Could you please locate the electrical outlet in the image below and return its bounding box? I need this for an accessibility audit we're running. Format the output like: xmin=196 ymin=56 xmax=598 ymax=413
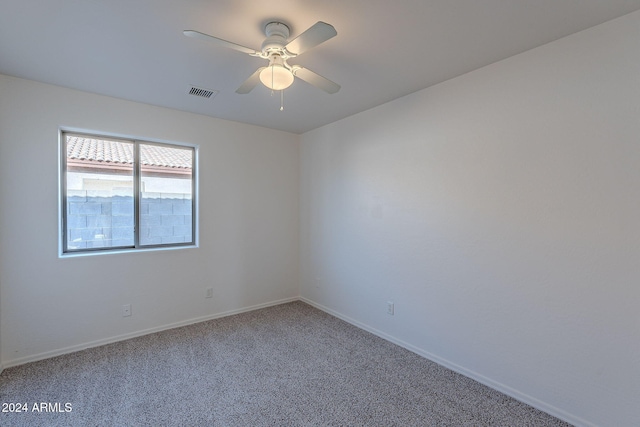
xmin=206 ymin=287 xmax=213 ymax=298
xmin=122 ymin=304 xmax=131 ymax=317
xmin=387 ymin=301 xmax=394 ymax=315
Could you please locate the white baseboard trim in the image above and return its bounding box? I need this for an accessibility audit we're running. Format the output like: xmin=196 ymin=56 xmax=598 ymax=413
xmin=2 ymin=296 xmax=299 ymax=369
xmin=299 ymin=297 xmax=594 ymax=427
xmin=1 ymin=295 xmax=593 ymax=426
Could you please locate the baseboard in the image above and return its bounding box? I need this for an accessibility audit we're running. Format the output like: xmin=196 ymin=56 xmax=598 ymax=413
xmin=2 ymin=296 xmax=299 ymax=369
xmin=299 ymin=297 xmax=594 ymax=427
xmin=1 ymin=295 xmax=594 ymax=426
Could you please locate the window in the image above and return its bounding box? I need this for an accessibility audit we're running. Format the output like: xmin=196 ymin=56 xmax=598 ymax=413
xmin=61 ymin=131 xmax=196 ymax=254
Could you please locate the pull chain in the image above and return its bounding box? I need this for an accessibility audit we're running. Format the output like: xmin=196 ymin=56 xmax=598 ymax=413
xmin=280 ymin=90 xmax=284 ymax=111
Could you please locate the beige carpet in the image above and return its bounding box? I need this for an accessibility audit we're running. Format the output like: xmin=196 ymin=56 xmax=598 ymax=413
xmin=0 ymin=301 xmax=571 ymax=426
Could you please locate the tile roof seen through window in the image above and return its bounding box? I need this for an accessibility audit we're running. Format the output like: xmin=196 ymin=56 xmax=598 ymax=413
xmin=67 ymin=136 xmax=192 ymax=170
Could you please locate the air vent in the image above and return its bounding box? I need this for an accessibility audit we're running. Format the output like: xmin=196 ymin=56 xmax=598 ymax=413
xmin=187 ymin=85 xmax=218 ymax=99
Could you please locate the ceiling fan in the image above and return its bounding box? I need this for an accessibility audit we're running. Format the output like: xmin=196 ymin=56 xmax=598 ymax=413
xmin=184 ymin=21 xmax=340 ymax=98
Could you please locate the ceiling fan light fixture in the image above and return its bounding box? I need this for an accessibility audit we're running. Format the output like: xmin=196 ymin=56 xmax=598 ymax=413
xmin=259 ymin=64 xmax=294 ymax=91
xmin=185 ymin=21 xmax=339 ymax=95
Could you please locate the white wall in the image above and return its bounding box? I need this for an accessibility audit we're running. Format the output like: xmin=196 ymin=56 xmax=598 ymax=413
xmin=300 ymin=11 xmax=640 ymax=427
xmin=0 ymin=74 xmax=300 ymax=366
xmin=2 ymin=10 xmax=640 ymax=426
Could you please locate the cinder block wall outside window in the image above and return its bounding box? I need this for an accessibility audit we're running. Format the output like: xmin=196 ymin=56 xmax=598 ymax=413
xmin=67 ymin=192 xmax=192 ymax=249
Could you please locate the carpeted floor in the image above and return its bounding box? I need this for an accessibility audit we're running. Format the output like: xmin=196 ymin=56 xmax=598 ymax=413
xmin=0 ymin=301 xmax=571 ymax=426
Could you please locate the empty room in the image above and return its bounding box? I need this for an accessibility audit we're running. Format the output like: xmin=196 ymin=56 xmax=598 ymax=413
xmin=0 ymin=1 xmax=638 ymax=426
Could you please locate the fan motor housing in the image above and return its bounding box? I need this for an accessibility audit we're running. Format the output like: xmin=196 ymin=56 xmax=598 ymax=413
xmin=262 ymin=22 xmax=290 ymax=54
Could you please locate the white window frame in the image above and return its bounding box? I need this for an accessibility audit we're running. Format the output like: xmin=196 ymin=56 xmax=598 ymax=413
xmin=59 ymin=130 xmax=198 ymax=256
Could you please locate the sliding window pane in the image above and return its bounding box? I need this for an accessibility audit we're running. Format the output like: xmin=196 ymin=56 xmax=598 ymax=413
xmin=65 ymin=136 xmax=134 ymax=250
xmin=139 ymin=143 xmax=194 ymax=246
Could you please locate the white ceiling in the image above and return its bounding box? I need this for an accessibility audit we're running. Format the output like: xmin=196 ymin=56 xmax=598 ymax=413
xmin=2 ymin=0 xmax=640 ymax=134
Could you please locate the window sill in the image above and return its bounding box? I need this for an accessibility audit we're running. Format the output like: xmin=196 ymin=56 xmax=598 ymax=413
xmin=59 ymin=244 xmax=198 ymax=258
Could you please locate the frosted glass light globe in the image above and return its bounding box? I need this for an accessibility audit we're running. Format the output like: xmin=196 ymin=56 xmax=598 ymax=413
xmin=260 ymin=65 xmax=294 ymax=90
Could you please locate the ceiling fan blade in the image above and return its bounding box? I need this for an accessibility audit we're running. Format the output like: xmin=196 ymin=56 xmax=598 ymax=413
xmin=285 ymin=22 xmax=337 ymax=56
xmin=236 ymin=67 xmax=266 ymax=94
xmin=183 ymin=30 xmax=259 ymax=56
xmin=293 ymin=67 xmax=340 ymax=94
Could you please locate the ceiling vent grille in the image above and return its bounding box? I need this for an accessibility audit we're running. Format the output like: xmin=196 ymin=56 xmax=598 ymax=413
xmin=187 ymin=85 xmax=218 ymax=99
